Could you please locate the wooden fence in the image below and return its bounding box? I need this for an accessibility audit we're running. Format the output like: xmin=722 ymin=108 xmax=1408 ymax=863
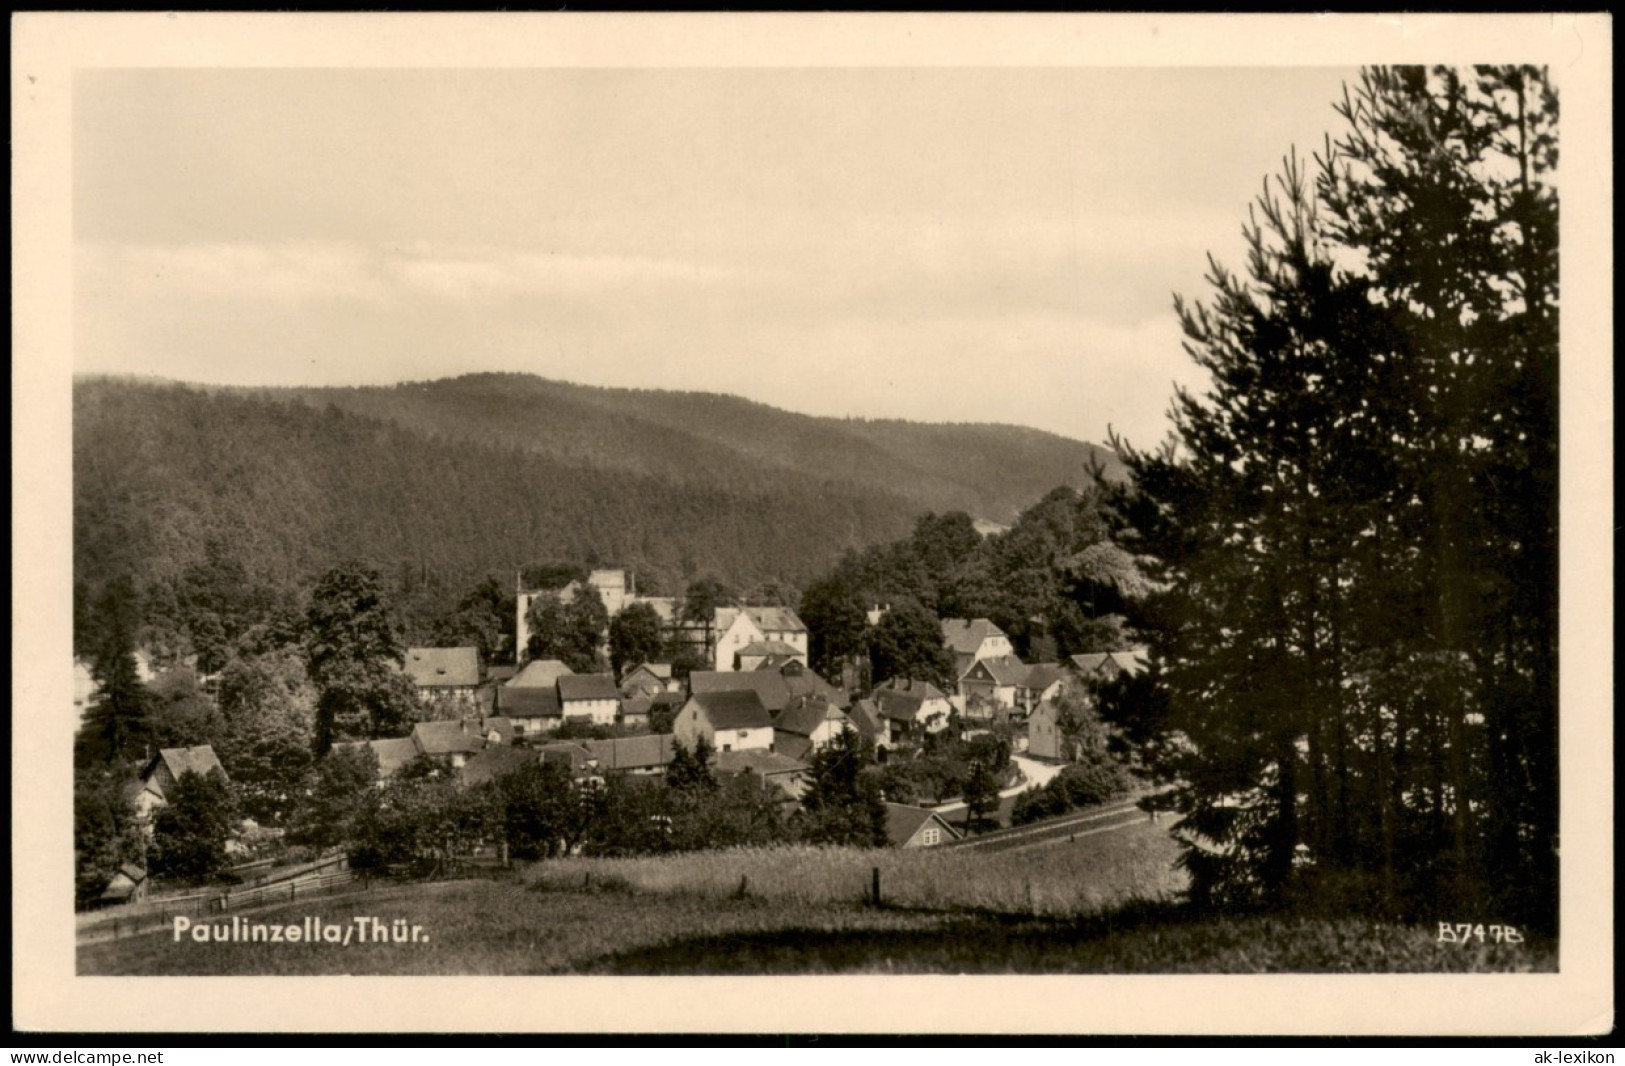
xmin=79 ymin=869 xmax=365 ymax=944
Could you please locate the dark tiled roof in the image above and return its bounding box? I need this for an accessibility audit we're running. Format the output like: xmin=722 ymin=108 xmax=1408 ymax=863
xmin=558 ymin=673 xmax=620 ymax=702
xmin=496 ymin=687 xmax=562 ymax=719
xmin=773 ymin=697 xmax=844 ymax=738
xmin=584 ymin=733 xmax=678 ymax=771
xmin=743 ymin=606 xmax=807 ymax=634
xmin=688 ymin=689 xmax=772 ymax=730
xmin=485 ymin=664 xmax=519 ymax=683
xmin=874 ymin=678 xmax=947 ymax=701
xmin=535 ymin=741 xmax=600 ymax=775
xmin=459 ymin=745 xmax=536 ymax=787
xmin=690 ymin=670 xmax=792 ymax=714
xmin=153 ymin=745 xmax=228 ymax=784
xmin=1068 ymin=648 xmax=1150 ymax=678
xmin=1022 ymin=663 xmax=1068 ymax=693
xmin=846 ymin=698 xmax=884 ymax=740
xmin=738 ymin=640 xmax=802 ymax=658
xmin=411 ymin=719 xmax=483 ymax=756
xmin=773 ymin=732 xmax=813 ymax=763
xmin=778 ymin=663 xmax=848 ymax=708
xmin=403 ymin=646 xmax=481 ymax=689
xmin=884 ymin=803 xmax=959 ymax=847
xmin=965 ymin=654 xmax=1028 ymax=686
xmin=620 ymin=697 xmax=654 ymax=720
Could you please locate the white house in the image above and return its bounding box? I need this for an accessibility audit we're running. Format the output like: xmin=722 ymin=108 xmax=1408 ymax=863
xmin=871 ymin=679 xmax=953 ymax=746
xmin=958 ymin=654 xmax=1028 ymax=712
xmin=711 ymin=606 xmax=809 ymax=672
xmin=673 ymin=689 xmax=774 ymax=753
xmin=556 ymin=673 xmax=620 ymax=726
xmin=941 ymin=618 xmax=1014 ymax=679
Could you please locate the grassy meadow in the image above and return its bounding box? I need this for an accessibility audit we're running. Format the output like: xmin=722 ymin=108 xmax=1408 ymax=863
xmin=523 ymin=814 xmax=1188 ymax=918
xmin=77 ymin=820 xmax=1554 ymax=975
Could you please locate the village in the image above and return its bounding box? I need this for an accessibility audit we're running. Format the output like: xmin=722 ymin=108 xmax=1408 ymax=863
xmin=85 ymin=565 xmax=1150 ymax=908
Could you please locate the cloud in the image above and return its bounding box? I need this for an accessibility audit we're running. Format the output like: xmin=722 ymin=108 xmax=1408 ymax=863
xmin=385 ymin=245 xmax=742 ymax=302
xmin=78 ymin=241 xmax=391 ymax=305
xmin=79 ymin=239 xmax=747 ymax=312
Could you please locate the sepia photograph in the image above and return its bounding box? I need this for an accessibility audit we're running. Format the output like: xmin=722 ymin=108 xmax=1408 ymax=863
xmin=12 ymin=12 xmax=1613 ymax=1037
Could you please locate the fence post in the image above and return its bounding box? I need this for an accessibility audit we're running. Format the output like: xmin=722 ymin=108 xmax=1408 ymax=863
xmin=871 ymin=866 xmax=882 ymax=907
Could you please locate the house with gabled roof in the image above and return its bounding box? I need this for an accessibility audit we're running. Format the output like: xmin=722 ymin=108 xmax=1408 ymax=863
xmin=711 ymin=605 xmax=808 ymax=672
xmin=959 ymin=654 xmax=1029 ymax=714
xmin=585 ymin=733 xmax=679 ymax=776
xmin=557 ymin=673 xmax=620 ymax=725
xmin=619 ymin=696 xmax=654 ymax=730
xmin=736 ymin=639 xmax=806 ymax=672
xmin=410 ymin=719 xmax=484 ymax=770
xmin=941 ymin=618 xmax=1014 ymax=678
xmin=1067 ymin=648 xmax=1151 ymax=682
xmin=335 ymin=736 xmax=425 ymax=782
xmin=534 ymin=741 xmax=604 ymax=784
xmin=402 ymin=646 xmax=482 ymax=712
xmin=674 ymin=689 xmax=774 ymax=753
xmin=885 ymin=803 xmax=962 ymax=848
xmin=715 ymin=749 xmax=809 ymax=800
xmin=872 ymin=678 xmax=953 ymax=745
xmin=620 ymin=662 xmax=677 ymax=699
xmin=690 ymin=669 xmax=792 ymax=716
xmin=98 ymin=862 xmax=150 ymax=905
xmin=846 ymin=697 xmax=886 ymax=747
xmin=1018 ymin=662 xmax=1070 ymax=713
xmin=458 ymin=744 xmax=537 ymax=788
xmin=493 ymin=686 xmax=562 ymax=736
xmin=130 ymin=745 xmax=229 ymax=822
xmin=772 ymin=696 xmax=852 ymax=762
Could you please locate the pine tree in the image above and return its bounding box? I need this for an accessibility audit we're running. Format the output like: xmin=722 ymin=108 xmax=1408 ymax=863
xmin=1114 ymin=66 xmax=1559 ymax=923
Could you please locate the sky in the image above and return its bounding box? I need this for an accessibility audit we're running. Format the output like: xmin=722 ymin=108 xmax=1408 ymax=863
xmin=74 ymin=66 xmax=1358 ymax=448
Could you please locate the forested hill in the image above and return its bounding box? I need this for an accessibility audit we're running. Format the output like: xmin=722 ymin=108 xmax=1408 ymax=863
xmin=239 ymin=374 xmax=1121 ymax=522
xmin=73 ymin=375 xmax=1116 ymax=607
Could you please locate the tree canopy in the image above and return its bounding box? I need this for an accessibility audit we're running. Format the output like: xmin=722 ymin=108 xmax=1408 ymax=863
xmin=1111 ymin=66 xmax=1558 ymax=926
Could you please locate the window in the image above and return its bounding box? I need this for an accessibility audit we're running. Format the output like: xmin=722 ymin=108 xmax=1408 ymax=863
xmin=738 ymin=730 xmax=750 ymax=739
xmin=921 ymin=828 xmax=940 ymax=846
xmin=722 ymin=743 xmax=732 ymax=753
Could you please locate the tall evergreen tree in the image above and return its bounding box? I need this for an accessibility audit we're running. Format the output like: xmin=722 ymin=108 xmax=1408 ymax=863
xmin=1113 ymin=65 xmax=1559 ymax=924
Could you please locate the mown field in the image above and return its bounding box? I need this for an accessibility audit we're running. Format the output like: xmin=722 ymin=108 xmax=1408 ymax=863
xmin=77 ymin=821 xmax=1553 ymax=975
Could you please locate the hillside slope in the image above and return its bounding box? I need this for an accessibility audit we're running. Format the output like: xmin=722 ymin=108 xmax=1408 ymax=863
xmin=74 ymin=375 xmax=1115 ymax=606
xmin=248 ymin=373 xmax=1122 ymax=523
